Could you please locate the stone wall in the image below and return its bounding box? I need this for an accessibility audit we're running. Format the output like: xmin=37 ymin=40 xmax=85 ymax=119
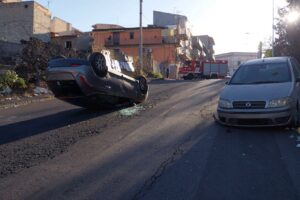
xmin=51 ymin=17 xmax=72 ymax=34
xmin=0 ymin=1 xmax=51 ymax=43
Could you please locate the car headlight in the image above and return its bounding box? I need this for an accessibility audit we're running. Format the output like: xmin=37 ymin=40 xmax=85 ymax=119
xmin=267 ymin=97 xmax=293 ymax=108
xmin=218 ymin=99 xmax=232 ymax=109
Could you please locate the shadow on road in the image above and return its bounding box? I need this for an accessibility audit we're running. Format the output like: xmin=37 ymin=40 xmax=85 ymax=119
xmin=149 ymin=79 xmax=203 ymax=85
xmin=0 ymin=106 xmax=124 ymax=145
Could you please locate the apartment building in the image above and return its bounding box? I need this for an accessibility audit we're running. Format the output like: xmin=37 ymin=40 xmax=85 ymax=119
xmin=92 ymin=26 xmax=178 ymax=78
xmin=215 ymin=52 xmax=259 ymax=75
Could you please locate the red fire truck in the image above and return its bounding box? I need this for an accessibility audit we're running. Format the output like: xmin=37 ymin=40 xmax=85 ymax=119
xmin=179 ymin=60 xmax=228 ymax=80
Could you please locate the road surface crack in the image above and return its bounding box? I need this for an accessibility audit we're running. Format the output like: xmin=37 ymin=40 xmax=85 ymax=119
xmin=132 ymin=145 xmax=184 ymax=200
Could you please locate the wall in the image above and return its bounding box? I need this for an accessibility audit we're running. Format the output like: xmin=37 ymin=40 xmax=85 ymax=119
xmin=92 ymin=29 xmax=176 ymax=63
xmin=153 ymin=11 xmax=187 ymax=27
xmin=33 ymin=2 xmax=51 ymax=42
xmin=215 ymin=52 xmax=258 ymax=75
xmin=52 ymin=33 xmax=91 ymax=52
xmin=92 ymin=28 xmax=164 ymax=47
xmin=0 ymin=1 xmax=50 ymax=43
xmin=0 ymin=1 xmax=34 ymax=43
xmin=51 ymin=17 xmax=72 ymax=35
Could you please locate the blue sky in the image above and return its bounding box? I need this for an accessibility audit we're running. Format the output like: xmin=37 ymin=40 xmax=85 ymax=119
xmin=35 ymin=0 xmax=287 ymax=54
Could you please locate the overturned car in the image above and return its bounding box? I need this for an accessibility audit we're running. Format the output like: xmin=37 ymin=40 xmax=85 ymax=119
xmin=46 ymin=51 xmax=148 ymax=109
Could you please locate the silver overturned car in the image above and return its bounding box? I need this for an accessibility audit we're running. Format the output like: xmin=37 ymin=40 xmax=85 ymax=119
xmin=215 ymin=57 xmax=300 ymax=127
xmin=46 ymin=51 xmax=148 ymax=109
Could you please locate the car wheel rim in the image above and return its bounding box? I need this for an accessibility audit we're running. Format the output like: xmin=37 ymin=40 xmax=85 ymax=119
xmin=95 ymin=55 xmax=105 ymax=70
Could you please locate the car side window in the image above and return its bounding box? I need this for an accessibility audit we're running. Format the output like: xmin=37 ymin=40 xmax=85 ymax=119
xmin=291 ymin=58 xmax=300 ymax=78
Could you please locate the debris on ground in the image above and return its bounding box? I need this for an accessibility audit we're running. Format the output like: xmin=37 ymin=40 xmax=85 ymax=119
xmin=0 ymin=87 xmax=12 ymax=95
xmin=119 ymin=105 xmax=145 ymax=117
xmin=33 ymin=87 xmax=49 ymax=95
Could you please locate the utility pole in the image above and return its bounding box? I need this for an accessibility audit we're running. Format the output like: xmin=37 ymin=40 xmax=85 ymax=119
xmin=272 ymin=0 xmax=275 ymax=57
xmin=139 ymin=0 xmax=143 ymax=73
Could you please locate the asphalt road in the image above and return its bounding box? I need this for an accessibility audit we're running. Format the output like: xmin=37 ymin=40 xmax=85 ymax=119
xmin=0 ymin=79 xmax=300 ymax=200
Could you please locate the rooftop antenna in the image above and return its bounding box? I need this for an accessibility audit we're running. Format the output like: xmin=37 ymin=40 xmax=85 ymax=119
xmin=47 ymin=0 xmax=50 ymax=9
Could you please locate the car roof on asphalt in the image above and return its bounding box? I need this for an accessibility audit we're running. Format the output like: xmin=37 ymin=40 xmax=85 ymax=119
xmin=243 ymin=57 xmax=290 ymax=65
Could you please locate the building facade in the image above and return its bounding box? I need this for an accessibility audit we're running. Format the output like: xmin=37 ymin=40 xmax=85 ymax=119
xmin=215 ymin=52 xmax=259 ymax=75
xmin=0 ymin=0 xmax=51 ymax=43
xmin=50 ymin=17 xmax=91 ymax=52
xmin=197 ymin=35 xmax=215 ymax=61
xmin=51 ymin=17 xmax=74 ymax=37
xmin=92 ymin=11 xmax=211 ymax=79
xmin=92 ymin=26 xmax=180 ymax=78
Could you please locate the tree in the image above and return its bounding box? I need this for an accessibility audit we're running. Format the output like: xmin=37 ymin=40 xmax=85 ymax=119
xmin=16 ymin=37 xmax=86 ymax=85
xmin=258 ymin=41 xmax=263 ymax=58
xmin=264 ymin=49 xmax=273 ymax=58
xmin=258 ymin=39 xmax=273 ymax=58
xmin=274 ymin=0 xmax=300 ymax=61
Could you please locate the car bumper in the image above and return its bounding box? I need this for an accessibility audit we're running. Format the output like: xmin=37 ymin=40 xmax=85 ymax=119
xmin=46 ymin=66 xmax=114 ymax=98
xmin=215 ymin=108 xmax=292 ymax=127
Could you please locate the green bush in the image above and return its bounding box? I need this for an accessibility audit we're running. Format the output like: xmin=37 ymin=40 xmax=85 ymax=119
xmin=147 ymin=71 xmax=163 ymax=79
xmin=0 ymin=70 xmax=27 ymax=91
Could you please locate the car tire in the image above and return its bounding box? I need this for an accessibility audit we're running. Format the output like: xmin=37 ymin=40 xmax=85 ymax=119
xmin=136 ymin=75 xmax=148 ymax=95
xmin=89 ymin=52 xmax=108 ymax=77
xmin=134 ymin=76 xmax=148 ymax=103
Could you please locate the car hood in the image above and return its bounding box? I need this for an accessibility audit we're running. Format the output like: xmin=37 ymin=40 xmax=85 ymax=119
xmin=220 ymin=82 xmax=293 ymax=101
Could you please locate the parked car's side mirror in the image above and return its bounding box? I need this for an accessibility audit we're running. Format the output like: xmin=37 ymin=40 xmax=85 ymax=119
xmin=225 ymin=81 xmax=229 ymax=85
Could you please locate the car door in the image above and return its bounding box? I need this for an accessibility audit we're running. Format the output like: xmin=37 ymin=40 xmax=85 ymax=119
xmin=290 ymin=58 xmax=300 ymax=105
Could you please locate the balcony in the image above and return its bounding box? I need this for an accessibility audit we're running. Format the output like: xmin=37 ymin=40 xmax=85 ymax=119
xmin=192 ymin=37 xmax=203 ymax=50
xmin=177 ymin=47 xmax=191 ymax=60
xmin=105 ymin=39 xmax=119 ymax=47
xmin=176 ymin=27 xmax=191 ymax=41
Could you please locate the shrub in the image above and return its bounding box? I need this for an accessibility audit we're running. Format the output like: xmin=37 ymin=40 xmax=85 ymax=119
xmin=0 ymin=70 xmax=27 ymax=91
xmin=147 ymin=71 xmax=163 ymax=79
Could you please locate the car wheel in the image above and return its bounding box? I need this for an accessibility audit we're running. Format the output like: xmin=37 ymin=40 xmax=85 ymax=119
xmin=136 ymin=76 xmax=148 ymax=95
xmin=89 ymin=52 xmax=108 ymax=77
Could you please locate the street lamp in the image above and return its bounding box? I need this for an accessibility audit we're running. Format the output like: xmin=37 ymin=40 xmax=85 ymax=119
xmin=139 ymin=0 xmax=143 ymax=73
xmin=272 ymin=0 xmax=275 ymax=57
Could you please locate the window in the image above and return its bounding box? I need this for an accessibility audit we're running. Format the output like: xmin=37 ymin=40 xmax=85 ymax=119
xmin=65 ymin=41 xmax=72 ymax=49
xmin=129 ymin=32 xmax=134 ymax=40
xmin=230 ymin=62 xmax=291 ymax=84
xmin=114 ymin=49 xmax=121 ymax=53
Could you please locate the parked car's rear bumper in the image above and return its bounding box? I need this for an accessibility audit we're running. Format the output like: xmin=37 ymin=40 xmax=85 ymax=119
xmin=216 ymin=108 xmax=292 ymax=127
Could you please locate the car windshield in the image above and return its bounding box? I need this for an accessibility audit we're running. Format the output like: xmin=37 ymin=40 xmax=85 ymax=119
xmin=230 ymin=62 xmax=291 ymax=84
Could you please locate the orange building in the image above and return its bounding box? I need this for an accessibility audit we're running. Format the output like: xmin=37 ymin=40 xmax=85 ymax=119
xmin=91 ymin=26 xmax=179 ymax=78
